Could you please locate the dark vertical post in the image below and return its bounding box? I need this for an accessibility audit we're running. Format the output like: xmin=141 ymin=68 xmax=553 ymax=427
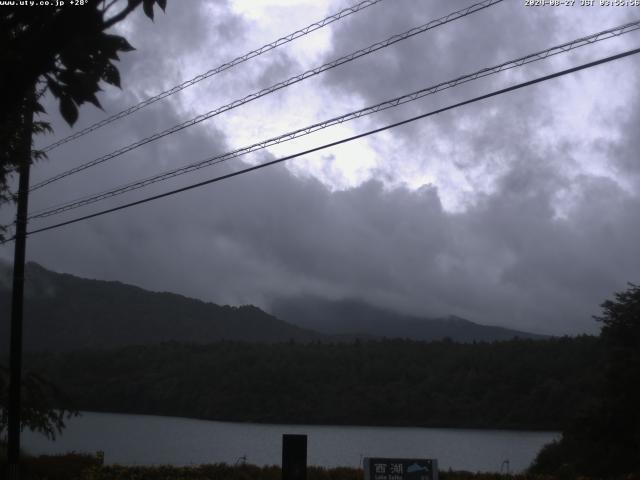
xmin=282 ymin=434 xmax=307 ymax=480
xmin=7 ymin=91 xmax=34 ymax=480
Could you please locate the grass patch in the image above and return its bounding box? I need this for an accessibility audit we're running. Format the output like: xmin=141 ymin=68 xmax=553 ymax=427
xmin=1 ymin=450 xmax=101 ymax=480
xmin=2 ymin=455 xmax=640 ymax=480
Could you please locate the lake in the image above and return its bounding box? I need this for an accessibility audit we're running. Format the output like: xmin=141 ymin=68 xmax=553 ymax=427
xmin=22 ymin=412 xmax=559 ymax=473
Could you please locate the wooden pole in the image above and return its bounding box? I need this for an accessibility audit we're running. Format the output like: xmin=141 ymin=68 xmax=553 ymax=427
xmin=6 ymin=89 xmax=34 ymax=480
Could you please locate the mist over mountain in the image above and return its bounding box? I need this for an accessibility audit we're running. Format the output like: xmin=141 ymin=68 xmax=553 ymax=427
xmin=270 ymin=296 xmax=547 ymax=342
xmin=1 ymin=262 xmax=545 ymax=354
xmin=0 ymin=262 xmax=320 ymax=353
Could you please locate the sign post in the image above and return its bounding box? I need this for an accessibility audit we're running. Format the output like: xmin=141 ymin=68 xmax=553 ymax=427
xmin=364 ymin=458 xmax=438 ymax=480
xmin=282 ymin=434 xmax=307 ymax=480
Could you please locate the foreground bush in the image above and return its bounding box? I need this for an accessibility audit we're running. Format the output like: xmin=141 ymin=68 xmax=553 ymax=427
xmin=3 ymin=457 xmax=640 ymax=480
xmin=1 ymin=451 xmax=102 ymax=480
xmin=530 ymin=284 xmax=640 ymax=477
xmin=73 ymin=465 xmax=640 ymax=480
xmin=80 ymin=464 xmax=361 ymax=480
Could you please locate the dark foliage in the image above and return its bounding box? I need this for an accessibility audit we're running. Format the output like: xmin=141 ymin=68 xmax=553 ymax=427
xmin=0 ymin=0 xmax=166 ymax=215
xmin=0 ymin=364 xmax=78 ymax=441
xmin=0 ymin=450 xmax=102 ymax=480
xmin=530 ymin=283 xmax=640 ymax=477
xmin=25 ymin=336 xmax=601 ymax=431
xmin=3 ymin=460 xmax=640 ymax=480
xmin=76 ymin=464 xmax=353 ymax=480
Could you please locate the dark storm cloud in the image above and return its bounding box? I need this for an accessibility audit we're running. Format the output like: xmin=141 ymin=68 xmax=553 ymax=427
xmin=19 ymin=147 xmax=638 ymax=335
xmin=605 ymin=84 xmax=640 ymax=180
xmin=16 ymin=104 xmax=639 ymax=336
xmin=269 ymin=0 xmax=639 ymax=335
xmin=321 ymin=1 xmax=560 ymax=117
xmin=2 ymin=0 xmax=639 ymax=338
xmin=319 ymin=0 xmax=637 ymax=149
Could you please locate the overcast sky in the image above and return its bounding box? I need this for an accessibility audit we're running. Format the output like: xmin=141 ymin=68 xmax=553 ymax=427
xmin=1 ymin=0 xmax=639 ymax=335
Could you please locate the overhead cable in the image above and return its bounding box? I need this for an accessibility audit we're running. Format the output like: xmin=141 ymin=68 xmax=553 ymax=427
xmin=39 ymin=0 xmax=387 ymax=153
xmin=6 ymin=45 xmax=637 ymax=242
xmin=26 ymin=20 xmax=640 ymax=220
xmin=29 ymin=0 xmax=503 ymax=192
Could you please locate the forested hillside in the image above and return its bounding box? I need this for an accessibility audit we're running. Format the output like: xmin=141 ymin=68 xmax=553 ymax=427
xmin=24 ymin=336 xmax=601 ymax=430
xmin=0 ymin=262 xmax=548 ymax=353
xmin=0 ymin=262 xmax=321 ymax=353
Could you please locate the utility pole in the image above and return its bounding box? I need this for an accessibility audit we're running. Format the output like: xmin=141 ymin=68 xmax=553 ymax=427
xmin=6 ymin=89 xmax=34 ymax=480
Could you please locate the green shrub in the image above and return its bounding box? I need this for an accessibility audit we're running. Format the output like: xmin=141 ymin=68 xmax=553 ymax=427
xmin=2 ymin=451 xmax=101 ymax=480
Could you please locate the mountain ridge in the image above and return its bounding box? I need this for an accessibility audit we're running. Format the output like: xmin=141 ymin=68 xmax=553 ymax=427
xmin=1 ymin=261 xmax=546 ymax=353
xmin=0 ymin=261 xmax=321 ymax=353
xmin=270 ymin=295 xmax=547 ymax=342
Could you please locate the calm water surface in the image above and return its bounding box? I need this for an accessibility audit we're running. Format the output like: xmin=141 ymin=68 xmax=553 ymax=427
xmin=23 ymin=412 xmax=559 ymax=473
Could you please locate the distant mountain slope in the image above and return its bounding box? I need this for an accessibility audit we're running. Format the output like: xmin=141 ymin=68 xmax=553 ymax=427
xmin=0 ymin=262 xmax=321 ymax=353
xmin=270 ymin=296 xmax=547 ymax=342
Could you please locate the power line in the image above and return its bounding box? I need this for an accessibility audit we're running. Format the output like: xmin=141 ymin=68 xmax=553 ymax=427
xmin=28 ymin=0 xmax=503 ymax=192
xmin=7 ymin=45 xmax=638 ymax=243
xmin=39 ymin=0 xmax=386 ymax=153
xmin=25 ymin=20 xmax=640 ymax=221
